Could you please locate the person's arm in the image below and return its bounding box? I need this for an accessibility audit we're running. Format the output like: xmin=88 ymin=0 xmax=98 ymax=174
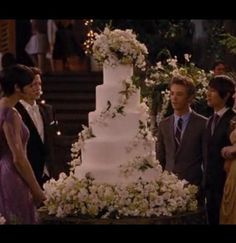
xmin=47 ymin=20 xmax=57 ymax=54
xmin=221 ymin=144 xmax=236 ymax=159
xmin=221 ymin=144 xmax=236 ymax=173
xmin=221 ymin=124 xmax=236 ymax=173
xmin=3 ymin=109 xmax=45 ymax=206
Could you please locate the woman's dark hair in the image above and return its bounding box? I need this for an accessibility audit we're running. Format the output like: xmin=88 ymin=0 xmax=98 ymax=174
xmin=29 ymin=66 xmax=42 ymax=75
xmin=0 ymin=64 xmax=35 ymax=96
xmin=1 ymin=52 xmax=17 ymax=69
xmin=208 ymin=75 xmax=235 ymax=107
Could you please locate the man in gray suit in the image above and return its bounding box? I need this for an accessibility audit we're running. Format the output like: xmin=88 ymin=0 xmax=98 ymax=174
xmin=156 ymin=75 xmax=207 ymax=189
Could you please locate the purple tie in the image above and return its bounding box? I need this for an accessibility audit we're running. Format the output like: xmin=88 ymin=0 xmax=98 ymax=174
xmin=211 ymin=113 xmax=220 ymax=135
xmin=175 ymin=117 xmax=183 ymax=150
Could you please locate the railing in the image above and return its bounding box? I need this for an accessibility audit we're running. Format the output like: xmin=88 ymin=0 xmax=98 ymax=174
xmin=0 ymin=20 xmax=16 ymax=54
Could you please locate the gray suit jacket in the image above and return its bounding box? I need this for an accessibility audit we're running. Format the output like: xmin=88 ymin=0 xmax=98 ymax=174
xmin=156 ymin=111 xmax=207 ymax=186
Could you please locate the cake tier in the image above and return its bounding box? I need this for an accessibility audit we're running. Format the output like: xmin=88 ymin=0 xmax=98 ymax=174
xmin=75 ymin=137 xmax=156 ymax=184
xmin=74 ymin=164 xmax=159 ymax=185
xmin=89 ymin=110 xmax=148 ymax=138
xmin=103 ymin=64 xmax=133 ymax=86
xmin=95 ymin=85 xmax=140 ymax=112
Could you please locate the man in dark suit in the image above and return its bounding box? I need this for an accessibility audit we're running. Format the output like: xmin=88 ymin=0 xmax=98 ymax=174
xmin=204 ymin=75 xmax=236 ymax=225
xmin=15 ymin=67 xmax=59 ymax=187
xmin=156 ymin=76 xmax=207 ymax=193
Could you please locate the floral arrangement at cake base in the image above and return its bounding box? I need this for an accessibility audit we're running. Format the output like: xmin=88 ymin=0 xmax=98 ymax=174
xmin=40 ymin=159 xmax=198 ymax=219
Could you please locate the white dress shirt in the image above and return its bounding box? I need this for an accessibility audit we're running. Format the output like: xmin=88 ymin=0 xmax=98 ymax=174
xmin=20 ymin=100 xmax=44 ymax=142
xmin=19 ymin=100 xmax=49 ymax=177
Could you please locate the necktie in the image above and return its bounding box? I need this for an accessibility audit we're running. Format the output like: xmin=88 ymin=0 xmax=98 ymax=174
xmin=175 ymin=117 xmax=183 ymax=150
xmin=30 ymin=105 xmax=44 ymax=142
xmin=211 ymin=113 xmax=220 ymax=135
xmin=31 ymin=105 xmax=40 ymax=129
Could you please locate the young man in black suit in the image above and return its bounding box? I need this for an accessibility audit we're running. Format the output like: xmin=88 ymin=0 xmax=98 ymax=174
xmin=15 ymin=67 xmax=59 ymax=187
xmin=204 ymin=75 xmax=236 ymax=225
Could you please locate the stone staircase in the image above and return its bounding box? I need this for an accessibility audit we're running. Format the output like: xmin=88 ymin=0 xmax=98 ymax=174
xmin=42 ymin=72 xmax=102 ymax=174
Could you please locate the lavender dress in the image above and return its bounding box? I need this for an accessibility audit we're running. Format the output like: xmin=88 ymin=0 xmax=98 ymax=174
xmin=0 ymin=107 xmax=38 ymax=224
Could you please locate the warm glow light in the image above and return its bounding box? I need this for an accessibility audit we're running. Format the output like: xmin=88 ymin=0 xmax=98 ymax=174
xmin=83 ymin=19 xmax=95 ymax=55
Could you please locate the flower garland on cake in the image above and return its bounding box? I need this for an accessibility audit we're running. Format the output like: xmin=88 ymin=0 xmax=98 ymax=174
xmin=69 ymin=125 xmax=95 ymax=170
xmin=90 ymin=75 xmax=138 ymax=127
xmin=125 ymin=119 xmax=156 ymax=155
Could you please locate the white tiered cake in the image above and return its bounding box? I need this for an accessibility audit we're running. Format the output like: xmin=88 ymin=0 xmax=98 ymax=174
xmin=42 ymin=28 xmax=198 ymax=219
xmin=74 ymin=64 xmax=157 ymax=184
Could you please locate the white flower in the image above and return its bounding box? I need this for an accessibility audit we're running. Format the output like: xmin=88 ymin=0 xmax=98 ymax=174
xmin=92 ymin=27 xmax=148 ymax=70
xmin=184 ymin=53 xmax=191 ymax=62
xmin=69 ymin=125 xmax=95 ymax=171
xmin=144 ymin=54 xmax=212 ymax=124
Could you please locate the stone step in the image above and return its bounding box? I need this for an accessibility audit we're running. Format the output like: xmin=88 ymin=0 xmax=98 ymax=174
xmin=42 ymin=92 xmax=95 ymax=101
xmin=43 ymin=79 xmax=101 ymax=91
xmin=42 ymin=74 xmax=102 ymax=95
xmin=43 ymin=72 xmax=102 ymax=80
xmin=41 ymin=73 xmax=100 ymax=136
xmin=41 ymin=73 xmax=102 ymax=172
xmin=43 ymin=83 xmax=99 ymax=92
xmin=56 ymin=112 xmax=88 ymax=121
xmin=51 ymin=102 xmax=95 ymax=112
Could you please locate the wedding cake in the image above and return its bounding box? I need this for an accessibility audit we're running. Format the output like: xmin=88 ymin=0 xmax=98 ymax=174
xmin=74 ymin=63 xmax=157 ymax=184
xmin=42 ymin=28 xmax=198 ymax=219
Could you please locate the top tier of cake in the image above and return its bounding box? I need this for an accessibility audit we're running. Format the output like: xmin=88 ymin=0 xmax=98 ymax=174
xmin=94 ymin=64 xmax=140 ymax=113
xmin=89 ymin=64 xmax=147 ymax=138
xmin=103 ymin=64 xmax=133 ymax=87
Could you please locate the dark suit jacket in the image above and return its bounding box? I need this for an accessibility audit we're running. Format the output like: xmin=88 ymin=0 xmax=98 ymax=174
xmin=156 ymin=111 xmax=207 ymax=186
xmin=204 ymin=108 xmax=236 ymax=194
xmin=15 ymin=101 xmax=58 ymax=186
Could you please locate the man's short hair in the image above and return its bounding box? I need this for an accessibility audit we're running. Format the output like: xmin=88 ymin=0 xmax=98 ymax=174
xmin=170 ymin=75 xmax=196 ymax=97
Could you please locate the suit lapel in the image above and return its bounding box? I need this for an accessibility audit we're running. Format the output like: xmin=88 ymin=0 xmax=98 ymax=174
xmin=210 ymin=109 xmax=234 ymax=138
xmin=180 ymin=112 xmax=194 ymax=146
xmin=168 ymin=115 xmax=176 ymax=154
xmin=38 ymin=104 xmax=47 ymax=142
xmin=176 ymin=111 xmax=196 ymax=154
xmin=214 ymin=109 xmax=231 ymax=132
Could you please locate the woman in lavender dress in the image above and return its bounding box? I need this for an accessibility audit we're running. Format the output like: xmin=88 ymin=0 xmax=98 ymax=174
xmin=0 ymin=64 xmax=45 ymax=224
